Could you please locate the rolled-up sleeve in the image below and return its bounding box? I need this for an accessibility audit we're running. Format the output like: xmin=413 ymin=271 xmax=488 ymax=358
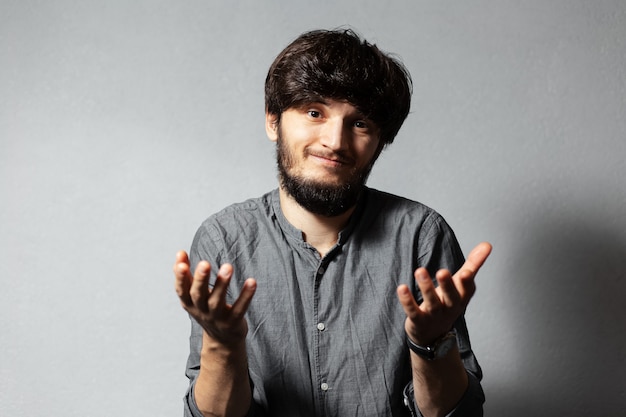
xmin=402 ymin=370 xmax=484 ymax=417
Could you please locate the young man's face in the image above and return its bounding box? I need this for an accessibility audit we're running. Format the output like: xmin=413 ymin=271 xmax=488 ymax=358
xmin=266 ymin=99 xmax=382 ymax=216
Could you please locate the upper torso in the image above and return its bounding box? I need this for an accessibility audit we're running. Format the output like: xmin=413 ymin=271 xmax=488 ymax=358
xmin=186 ymin=188 xmax=472 ymax=416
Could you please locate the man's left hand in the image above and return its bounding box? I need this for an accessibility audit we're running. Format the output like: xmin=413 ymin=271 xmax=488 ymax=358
xmin=397 ymin=242 xmax=492 ymax=346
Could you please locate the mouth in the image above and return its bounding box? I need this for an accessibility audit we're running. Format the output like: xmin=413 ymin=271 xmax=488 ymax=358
xmin=307 ymin=151 xmax=353 ymax=168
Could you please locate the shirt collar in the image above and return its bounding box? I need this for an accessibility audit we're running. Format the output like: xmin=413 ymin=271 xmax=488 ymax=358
xmin=269 ymin=187 xmax=371 ymax=247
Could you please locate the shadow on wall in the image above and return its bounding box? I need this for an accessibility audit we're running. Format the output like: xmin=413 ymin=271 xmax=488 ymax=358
xmin=488 ymin=201 xmax=626 ymax=417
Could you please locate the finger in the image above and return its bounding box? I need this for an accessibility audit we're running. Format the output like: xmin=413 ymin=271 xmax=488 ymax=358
xmin=396 ymin=284 xmax=421 ymax=321
xmin=189 ymin=261 xmax=212 ymax=309
xmin=414 ymin=268 xmax=441 ymax=312
xmin=436 ymin=269 xmax=461 ymax=308
xmin=451 ymin=242 xmax=491 ymax=300
xmin=174 ymin=252 xmax=193 ymax=307
xmin=452 ymin=268 xmax=477 ymax=301
xmin=207 ymin=264 xmax=233 ymax=312
xmin=231 ymin=278 xmax=257 ymax=319
xmin=460 ymin=242 xmax=492 ymax=275
xmin=175 ymin=250 xmax=190 ymax=265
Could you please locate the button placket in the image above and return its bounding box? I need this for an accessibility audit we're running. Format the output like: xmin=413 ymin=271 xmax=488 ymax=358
xmin=313 ymin=259 xmax=332 ymax=404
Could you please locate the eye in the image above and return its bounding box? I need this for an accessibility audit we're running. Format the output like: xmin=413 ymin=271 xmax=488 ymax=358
xmin=354 ymin=120 xmax=368 ymax=129
xmin=307 ymin=110 xmax=322 ymax=118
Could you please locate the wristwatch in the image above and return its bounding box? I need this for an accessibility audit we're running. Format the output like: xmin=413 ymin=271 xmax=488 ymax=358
xmin=406 ymin=330 xmax=457 ymax=361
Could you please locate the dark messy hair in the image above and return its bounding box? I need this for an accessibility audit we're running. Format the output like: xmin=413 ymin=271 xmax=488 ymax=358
xmin=265 ymin=29 xmax=413 ymax=146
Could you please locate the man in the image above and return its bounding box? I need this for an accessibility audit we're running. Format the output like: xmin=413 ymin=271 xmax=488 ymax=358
xmin=174 ymin=29 xmax=492 ymax=417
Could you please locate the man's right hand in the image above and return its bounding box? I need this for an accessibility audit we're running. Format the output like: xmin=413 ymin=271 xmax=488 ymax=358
xmin=174 ymin=251 xmax=257 ymax=348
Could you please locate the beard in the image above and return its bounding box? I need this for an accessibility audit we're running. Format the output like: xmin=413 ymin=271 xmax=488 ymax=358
xmin=276 ymin=128 xmax=376 ymax=217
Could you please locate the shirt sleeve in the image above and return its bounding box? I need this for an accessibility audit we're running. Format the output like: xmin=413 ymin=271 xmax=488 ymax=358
xmin=402 ymin=370 xmax=484 ymax=417
xmin=182 ymin=316 xmax=203 ymax=417
xmin=402 ymin=212 xmax=485 ymax=416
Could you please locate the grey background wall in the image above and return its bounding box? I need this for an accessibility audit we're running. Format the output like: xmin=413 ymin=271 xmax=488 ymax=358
xmin=1 ymin=1 xmax=625 ymax=416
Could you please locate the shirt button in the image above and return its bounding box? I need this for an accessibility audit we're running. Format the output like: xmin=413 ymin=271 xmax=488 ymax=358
xmin=317 ymin=266 xmax=325 ymax=275
xmin=317 ymin=322 xmax=326 ymax=331
xmin=321 ymin=382 xmax=329 ymax=391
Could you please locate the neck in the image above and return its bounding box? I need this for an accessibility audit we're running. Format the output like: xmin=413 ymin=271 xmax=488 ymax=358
xmin=278 ymin=187 xmax=356 ymax=257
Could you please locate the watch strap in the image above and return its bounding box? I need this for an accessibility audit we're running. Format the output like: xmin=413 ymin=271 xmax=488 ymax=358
xmin=406 ymin=331 xmax=456 ymax=361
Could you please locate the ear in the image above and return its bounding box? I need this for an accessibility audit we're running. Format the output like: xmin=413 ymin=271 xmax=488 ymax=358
xmin=265 ymin=112 xmax=279 ymax=142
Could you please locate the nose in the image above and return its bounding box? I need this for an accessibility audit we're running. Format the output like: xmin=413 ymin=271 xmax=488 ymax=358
xmin=319 ymin=118 xmax=349 ymax=151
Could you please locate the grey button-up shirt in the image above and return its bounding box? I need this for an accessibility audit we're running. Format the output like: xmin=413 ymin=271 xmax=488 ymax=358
xmin=184 ymin=188 xmax=484 ymax=416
